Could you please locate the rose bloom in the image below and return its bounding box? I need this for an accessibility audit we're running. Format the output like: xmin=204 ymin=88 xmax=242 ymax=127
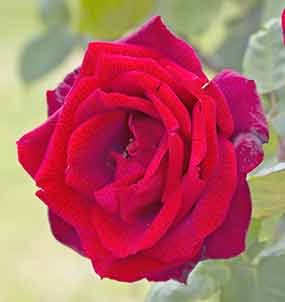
xmin=17 ymin=16 xmax=268 ymax=282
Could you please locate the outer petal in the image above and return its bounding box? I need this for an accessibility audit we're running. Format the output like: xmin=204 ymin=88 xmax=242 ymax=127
xmin=204 ymin=177 xmax=251 ymax=258
xmin=122 ymin=16 xmax=206 ymax=79
xmin=17 ymin=111 xmax=59 ymax=178
xmin=48 ymin=210 xmax=85 ymax=256
xmin=213 ymin=70 xmax=269 ymax=173
xmin=47 ymin=69 xmax=79 ymax=116
xmin=36 ymin=77 xmax=98 ymax=185
xmin=213 ymin=70 xmax=269 ymax=142
xmin=80 ymin=42 xmax=160 ymax=77
xmin=90 ymin=248 xmax=203 ymax=283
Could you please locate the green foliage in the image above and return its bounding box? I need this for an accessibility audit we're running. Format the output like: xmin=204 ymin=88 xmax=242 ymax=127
xmin=220 ymin=255 xmax=285 ymax=302
xmin=19 ymin=29 xmax=78 ymax=83
xmin=213 ymin=2 xmax=263 ymax=71
xmin=39 ymin=0 xmax=70 ymax=28
xmin=146 ymin=261 xmax=229 ymax=302
xmin=243 ymin=19 xmax=285 ymax=94
xmin=78 ymin=0 xmax=154 ymax=39
xmin=156 ymin=0 xmax=222 ymax=37
xmin=262 ymin=0 xmax=285 ymax=24
xmin=255 ymin=214 xmax=285 ymax=262
xmin=272 ymin=111 xmax=285 ymax=135
xmin=249 ymin=166 xmax=285 ymax=218
xmin=146 ymin=279 xmax=212 ymax=302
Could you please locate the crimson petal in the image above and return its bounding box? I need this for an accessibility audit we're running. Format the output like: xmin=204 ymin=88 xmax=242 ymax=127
xmin=145 ymin=137 xmax=237 ymax=263
xmin=213 ymin=70 xmax=269 ymax=142
xmin=66 ymin=111 xmax=129 ymax=196
xmin=213 ymin=70 xmax=268 ymax=173
xmin=48 ymin=210 xmax=85 ymax=256
xmin=122 ymin=16 xmax=206 ymax=79
xmin=204 ymin=177 xmax=251 ymax=258
xmin=17 ymin=111 xmax=59 ymax=178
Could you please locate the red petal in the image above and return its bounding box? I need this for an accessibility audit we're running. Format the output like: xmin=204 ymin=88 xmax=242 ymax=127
xmin=175 ymin=102 xmax=207 ymax=223
xmin=127 ymin=113 xmax=164 ymax=166
xmin=145 ymin=137 xmax=237 ymax=263
xmin=213 ymin=70 xmax=268 ymax=173
xmin=36 ymin=77 xmax=98 ymax=185
xmin=48 ymin=209 xmax=85 ymax=256
xmin=139 ymin=133 xmax=184 ymax=250
xmin=118 ymin=168 xmax=165 ymax=223
xmin=36 ymin=181 xmax=92 ymax=230
xmin=188 ymin=102 xmax=207 ymax=167
xmin=122 ymin=16 xmax=206 ymax=79
xmin=80 ymin=42 xmax=161 ymax=76
xmin=91 ymin=134 xmax=184 ymax=257
xmin=46 ymin=69 xmax=79 ymax=116
xmin=95 ymin=53 xmax=176 ymax=90
xmin=91 ymin=253 xmax=168 ymax=282
xmin=162 ymin=59 xmax=206 ymax=102
xmin=233 ymin=132 xmax=264 ymax=174
xmin=147 ymin=92 xmax=180 ymax=132
xmin=203 ymin=80 xmax=234 ymax=137
xmin=17 ymin=111 xmax=59 ymax=178
xmin=91 ymin=202 xmax=148 ymax=258
xmin=66 ymin=111 xmax=129 ymax=196
xmin=149 ymin=83 xmax=192 ymax=139
xmin=90 ymin=248 xmax=200 ymax=283
xmin=200 ymin=95 xmax=219 ymax=179
xmin=94 ymin=165 xmax=144 ymax=216
xmin=205 ymin=177 xmax=251 ymax=258
xmin=213 ymin=70 xmax=269 ymax=143
xmin=75 ymin=90 xmax=158 ymax=125
xmin=46 ymin=90 xmax=63 ymax=116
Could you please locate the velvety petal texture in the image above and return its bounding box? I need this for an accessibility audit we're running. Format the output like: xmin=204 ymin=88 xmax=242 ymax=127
xmin=213 ymin=70 xmax=269 ymax=174
xmin=17 ymin=16 xmax=268 ymax=283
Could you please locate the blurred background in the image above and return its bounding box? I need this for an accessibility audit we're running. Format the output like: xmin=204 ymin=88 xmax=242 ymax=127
xmin=1 ymin=0 xmax=284 ymax=301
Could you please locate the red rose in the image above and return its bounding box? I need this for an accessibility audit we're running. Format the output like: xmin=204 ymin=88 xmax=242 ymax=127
xmin=17 ymin=16 xmax=268 ymax=282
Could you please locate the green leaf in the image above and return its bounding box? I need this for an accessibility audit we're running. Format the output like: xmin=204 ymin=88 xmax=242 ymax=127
xmin=273 ymin=213 xmax=285 ymax=241
xmin=78 ymin=0 xmax=154 ymax=39
xmin=146 ymin=260 xmax=231 ymax=302
xmin=258 ymin=213 xmax=282 ymax=242
xmin=214 ymin=2 xmax=262 ymax=71
xmin=156 ymin=0 xmax=223 ymax=37
xmin=146 ymin=276 xmax=217 ymax=302
xmin=19 ymin=28 xmax=78 ymax=83
xmin=276 ymin=88 xmax=285 ymax=111
xmin=255 ymin=236 xmax=285 ymax=262
xmin=272 ymin=111 xmax=285 ymax=136
xmin=221 ymin=255 xmax=285 ymax=302
xmin=220 ymin=262 xmax=256 ymax=302
xmin=39 ymin=0 xmax=70 ymax=28
xmin=246 ymin=218 xmax=262 ymax=246
xmin=146 ymin=280 xmax=199 ymax=302
xmin=254 ymin=214 xmax=285 ymax=263
xmin=243 ymin=19 xmax=285 ymax=94
xmin=262 ymin=0 xmax=285 ymax=24
xmin=249 ymin=164 xmax=285 ymax=218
